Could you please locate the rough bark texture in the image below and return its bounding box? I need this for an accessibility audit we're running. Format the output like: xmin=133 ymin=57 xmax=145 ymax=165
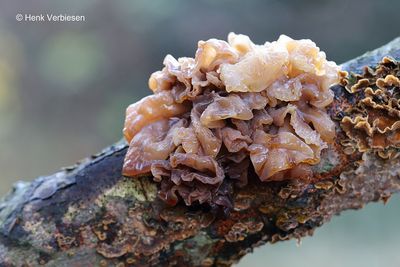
xmin=1 ymin=38 xmax=400 ymax=267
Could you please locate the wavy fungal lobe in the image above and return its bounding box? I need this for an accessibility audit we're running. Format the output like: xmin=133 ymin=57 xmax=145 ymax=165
xmin=339 ymin=57 xmax=400 ymax=159
xmin=122 ymin=33 xmax=341 ymax=208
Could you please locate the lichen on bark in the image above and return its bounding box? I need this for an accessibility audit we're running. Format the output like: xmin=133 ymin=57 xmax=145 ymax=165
xmin=0 ymin=38 xmax=400 ymax=266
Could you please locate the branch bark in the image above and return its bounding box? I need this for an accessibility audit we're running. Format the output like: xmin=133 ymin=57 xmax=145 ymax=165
xmin=1 ymin=38 xmax=400 ymax=267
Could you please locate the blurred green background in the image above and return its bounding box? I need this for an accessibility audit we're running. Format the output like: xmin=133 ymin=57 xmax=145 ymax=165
xmin=0 ymin=0 xmax=399 ymax=266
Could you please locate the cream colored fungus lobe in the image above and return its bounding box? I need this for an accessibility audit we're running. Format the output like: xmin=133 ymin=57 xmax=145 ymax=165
xmin=122 ymin=33 xmax=340 ymax=207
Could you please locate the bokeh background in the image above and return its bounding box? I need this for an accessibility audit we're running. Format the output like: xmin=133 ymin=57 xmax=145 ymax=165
xmin=0 ymin=0 xmax=399 ymax=266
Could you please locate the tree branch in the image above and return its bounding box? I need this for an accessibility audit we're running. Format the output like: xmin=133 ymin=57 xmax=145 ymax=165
xmin=1 ymin=38 xmax=400 ymax=267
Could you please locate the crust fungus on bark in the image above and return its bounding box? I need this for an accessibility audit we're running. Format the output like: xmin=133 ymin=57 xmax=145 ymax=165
xmin=0 ymin=37 xmax=400 ymax=267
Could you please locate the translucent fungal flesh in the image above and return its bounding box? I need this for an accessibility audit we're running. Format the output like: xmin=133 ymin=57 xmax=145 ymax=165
xmin=123 ymin=33 xmax=341 ymax=207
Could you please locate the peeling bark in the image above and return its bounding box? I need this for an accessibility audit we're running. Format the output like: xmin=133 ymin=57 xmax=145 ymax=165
xmin=1 ymin=38 xmax=400 ymax=267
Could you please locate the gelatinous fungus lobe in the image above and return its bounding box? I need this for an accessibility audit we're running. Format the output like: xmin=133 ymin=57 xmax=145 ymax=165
xmin=122 ymin=33 xmax=341 ymax=208
xmin=339 ymin=57 xmax=400 ymax=159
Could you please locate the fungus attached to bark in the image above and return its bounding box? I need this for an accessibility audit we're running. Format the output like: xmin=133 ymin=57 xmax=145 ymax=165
xmin=122 ymin=33 xmax=341 ymax=208
xmin=339 ymin=57 xmax=400 ymax=159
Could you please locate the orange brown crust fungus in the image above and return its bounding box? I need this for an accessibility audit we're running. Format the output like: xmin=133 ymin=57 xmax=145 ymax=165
xmin=339 ymin=57 xmax=400 ymax=159
xmin=122 ymin=33 xmax=341 ymax=208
